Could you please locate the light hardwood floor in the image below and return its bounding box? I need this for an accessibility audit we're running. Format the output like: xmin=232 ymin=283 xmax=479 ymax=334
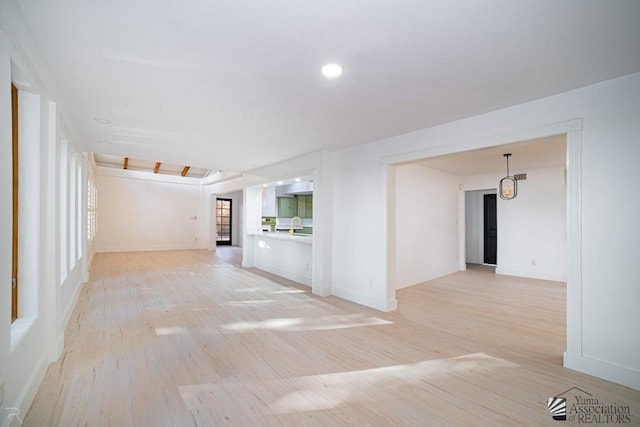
xmin=24 ymin=249 xmax=639 ymax=426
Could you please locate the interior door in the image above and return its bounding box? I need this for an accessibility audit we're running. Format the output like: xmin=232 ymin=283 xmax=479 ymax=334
xmin=11 ymin=83 xmax=19 ymax=322
xmin=483 ymin=194 xmax=497 ymax=265
xmin=216 ymin=198 xmax=232 ymax=245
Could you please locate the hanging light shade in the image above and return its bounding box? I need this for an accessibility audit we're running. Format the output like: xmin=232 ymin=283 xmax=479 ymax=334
xmin=499 ymin=153 xmax=517 ymax=200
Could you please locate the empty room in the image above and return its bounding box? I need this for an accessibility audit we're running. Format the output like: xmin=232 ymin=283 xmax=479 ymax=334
xmin=1 ymin=1 xmax=639 ymax=426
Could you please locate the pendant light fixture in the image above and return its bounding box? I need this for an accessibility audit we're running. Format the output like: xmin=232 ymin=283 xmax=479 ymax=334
xmin=499 ymin=153 xmax=517 ymax=200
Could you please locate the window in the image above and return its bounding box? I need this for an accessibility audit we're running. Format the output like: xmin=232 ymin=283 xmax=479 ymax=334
xmin=69 ymin=153 xmax=76 ymax=268
xmin=59 ymin=139 xmax=68 ymax=283
xmin=11 ymin=83 xmax=19 ymax=322
xmin=77 ymin=159 xmax=82 ymax=261
xmin=88 ymin=177 xmax=97 ymax=242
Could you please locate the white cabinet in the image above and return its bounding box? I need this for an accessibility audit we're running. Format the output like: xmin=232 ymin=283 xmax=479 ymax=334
xmin=262 ymin=186 xmax=276 ymax=217
xmin=251 ymin=233 xmax=312 ymax=286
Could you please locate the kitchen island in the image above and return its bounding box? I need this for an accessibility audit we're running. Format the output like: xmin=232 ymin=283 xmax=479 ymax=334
xmin=244 ymin=231 xmax=312 ymax=286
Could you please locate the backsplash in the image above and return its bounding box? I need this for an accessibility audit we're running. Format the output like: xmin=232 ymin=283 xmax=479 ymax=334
xmin=260 ymin=216 xmax=313 ymax=234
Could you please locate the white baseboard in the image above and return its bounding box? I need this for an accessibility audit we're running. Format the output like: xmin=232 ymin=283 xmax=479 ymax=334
xmin=394 ymin=264 xmax=460 ymax=290
xmin=316 ymin=285 xmax=332 ymax=297
xmin=496 ymin=267 xmax=566 ymax=282
xmin=564 ymin=351 xmax=640 ymax=391
xmin=56 ymin=332 xmax=65 ymax=360
xmin=385 ymin=297 xmax=398 ymax=312
xmin=2 ymin=352 xmax=48 ymax=427
xmin=332 ymin=286 xmax=397 ymax=312
xmin=61 ymin=278 xmax=85 ymax=334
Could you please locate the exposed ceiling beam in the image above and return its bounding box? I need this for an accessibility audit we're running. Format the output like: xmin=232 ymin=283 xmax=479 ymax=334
xmin=181 ymin=166 xmax=190 ymax=177
xmin=123 ymin=157 xmax=129 ymax=170
xmin=154 ymin=162 xmax=161 ymax=173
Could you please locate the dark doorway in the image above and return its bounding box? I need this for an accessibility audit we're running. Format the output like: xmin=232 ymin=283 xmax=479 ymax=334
xmin=216 ymin=198 xmax=232 ymax=245
xmin=483 ymin=194 xmax=497 ymax=265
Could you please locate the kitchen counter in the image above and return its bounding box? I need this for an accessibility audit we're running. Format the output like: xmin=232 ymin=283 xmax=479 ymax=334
xmin=248 ymin=231 xmax=312 ymax=245
xmin=245 ymin=231 xmax=313 ymax=286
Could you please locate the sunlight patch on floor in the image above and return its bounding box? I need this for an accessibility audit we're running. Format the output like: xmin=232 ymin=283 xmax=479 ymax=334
xmin=155 ymin=326 xmax=189 ymax=336
xmin=224 ymin=299 xmax=276 ymax=306
xmin=178 ymin=353 xmax=520 ymax=416
xmin=223 ymin=318 xmax=301 ymax=332
xmin=221 ymin=313 xmax=392 ymax=333
xmin=270 ymin=289 xmax=306 ymax=294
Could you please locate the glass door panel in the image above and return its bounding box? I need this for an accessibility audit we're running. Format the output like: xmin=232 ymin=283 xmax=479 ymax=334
xmin=216 ymin=198 xmax=232 ymax=245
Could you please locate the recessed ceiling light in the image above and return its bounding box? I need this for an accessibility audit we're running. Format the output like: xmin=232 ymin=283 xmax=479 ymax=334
xmin=321 ymin=63 xmax=343 ymax=79
xmin=94 ymin=117 xmax=111 ymax=125
xmin=295 ymin=177 xmax=301 ymax=182
xmin=277 ymin=181 xmax=283 ymax=185
xmin=262 ymin=184 xmax=268 ymax=188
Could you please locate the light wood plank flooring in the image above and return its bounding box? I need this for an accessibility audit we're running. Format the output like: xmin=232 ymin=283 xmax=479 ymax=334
xmin=24 ymin=249 xmax=640 ymax=426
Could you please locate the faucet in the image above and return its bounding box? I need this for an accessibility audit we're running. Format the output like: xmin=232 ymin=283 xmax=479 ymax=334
xmin=290 ymin=216 xmax=302 ymax=234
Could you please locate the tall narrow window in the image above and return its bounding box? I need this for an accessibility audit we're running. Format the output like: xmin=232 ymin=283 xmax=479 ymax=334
xmin=69 ymin=153 xmax=76 ymax=268
xmin=87 ymin=177 xmax=97 ymax=242
xmin=59 ymin=139 xmax=68 ymax=283
xmin=11 ymin=83 xmax=19 ymax=322
xmin=77 ymin=159 xmax=82 ymax=261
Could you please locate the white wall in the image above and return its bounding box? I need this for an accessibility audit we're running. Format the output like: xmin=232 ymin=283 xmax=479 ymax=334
xmin=332 ymin=146 xmax=391 ymax=310
xmin=499 ymin=167 xmax=566 ymax=281
xmin=0 ymin=44 xmax=12 ymax=407
xmin=392 ymin=164 xmax=460 ymax=289
xmin=261 ymin=185 xmax=277 ymax=217
xmin=465 ymin=190 xmax=481 ymax=263
xmin=0 ymin=21 xmax=91 ymax=425
xmin=462 ymin=167 xmax=566 ymax=281
xmin=328 ymin=72 xmax=640 ymax=389
xmin=95 ymin=168 xmax=204 ymax=252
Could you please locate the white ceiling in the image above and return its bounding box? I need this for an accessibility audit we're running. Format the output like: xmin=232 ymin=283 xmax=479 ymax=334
xmin=6 ymin=1 xmax=640 ymax=172
xmin=415 ymin=134 xmax=566 ymax=176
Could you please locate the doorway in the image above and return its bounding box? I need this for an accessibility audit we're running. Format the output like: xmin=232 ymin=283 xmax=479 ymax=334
xmin=216 ymin=198 xmax=232 ymax=245
xmin=483 ymin=194 xmax=497 ymax=265
xmin=387 ymin=129 xmax=573 ymax=368
xmin=464 ymin=189 xmax=497 ymax=267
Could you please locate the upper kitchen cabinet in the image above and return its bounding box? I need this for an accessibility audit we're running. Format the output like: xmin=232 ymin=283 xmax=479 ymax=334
xmin=297 ymin=195 xmax=313 ymax=218
xmin=277 ymin=197 xmax=298 ymax=218
xmin=262 ymin=186 xmax=277 ymax=217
